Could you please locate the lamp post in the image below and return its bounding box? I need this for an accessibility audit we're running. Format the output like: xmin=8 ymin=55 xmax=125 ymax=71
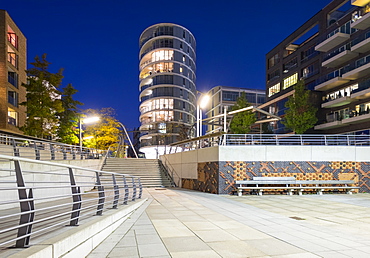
xmin=117 ymin=122 xmax=138 ymax=158
xmin=196 ymin=94 xmax=210 ymax=137
xmin=79 ymin=116 xmax=100 ymax=149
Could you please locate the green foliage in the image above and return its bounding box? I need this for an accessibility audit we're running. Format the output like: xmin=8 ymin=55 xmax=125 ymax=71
xmin=20 ymin=54 xmax=64 ymax=139
xmin=282 ymin=79 xmax=318 ymax=134
xmin=57 ymin=84 xmax=83 ymax=144
xmin=83 ymin=108 xmax=120 ymax=150
xmin=229 ymin=92 xmax=256 ymax=134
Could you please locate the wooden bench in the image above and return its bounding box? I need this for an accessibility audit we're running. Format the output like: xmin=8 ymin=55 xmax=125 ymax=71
xmin=235 ymin=177 xmax=359 ymax=196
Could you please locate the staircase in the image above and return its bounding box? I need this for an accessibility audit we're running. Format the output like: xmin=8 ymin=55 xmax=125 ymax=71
xmin=101 ymin=158 xmax=173 ymax=188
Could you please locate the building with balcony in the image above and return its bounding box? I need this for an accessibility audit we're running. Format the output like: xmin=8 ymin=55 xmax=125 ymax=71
xmin=204 ymin=86 xmax=265 ymax=134
xmin=0 ymin=10 xmax=26 ymax=134
xmin=138 ymin=23 xmax=196 ymax=158
xmin=265 ymin=0 xmax=370 ymax=135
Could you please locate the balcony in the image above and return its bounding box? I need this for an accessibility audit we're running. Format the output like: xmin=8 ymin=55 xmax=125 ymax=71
xmin=322 ymin=50 xmax=358 ymax=68
xmin=342 ymin=112 xmax=370 ymax=124
xmin=315 ymin=76 xmax=350 ymax=91
xmin=342 ymin=61 xmax=370 ymax=80
xmin=315 ymin=33 xmax=350 ymax=52
xmin=351 ymin=0 xmax=370 ymax=7
xmin=314 ymin=121 xmax=343 ymax=130
xmin=321 ymin=96 xmax=353 ymax=108
xmin=351 ymin=36 xmax=370 ymax=53
xmin=351 ymin=12 xmax=370 ymax=30
xmin=351 ymin=87 xmax=370 ymax=99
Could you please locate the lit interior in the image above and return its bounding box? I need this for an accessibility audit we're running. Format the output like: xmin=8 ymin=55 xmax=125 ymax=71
xmin=140 ymin=62 xmax=174 ymax=79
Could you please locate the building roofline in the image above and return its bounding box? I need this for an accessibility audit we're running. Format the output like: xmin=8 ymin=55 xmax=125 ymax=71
xmin=139 ymin=23 xmax=195 ymax=40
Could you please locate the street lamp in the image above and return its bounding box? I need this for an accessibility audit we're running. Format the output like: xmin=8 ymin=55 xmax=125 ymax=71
xmin=196 ymin=94 xmax=210 ymax=137
xmin=117 ymin=122 xmax=138 ymax=158
xmin=79 ymin=116 xmax=100 ymax=149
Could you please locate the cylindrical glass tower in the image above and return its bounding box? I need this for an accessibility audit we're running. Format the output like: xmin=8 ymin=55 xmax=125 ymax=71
xmin=138 ymin=23 xmax=196 ymax=156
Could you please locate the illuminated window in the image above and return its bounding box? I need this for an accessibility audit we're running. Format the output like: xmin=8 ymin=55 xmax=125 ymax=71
xmin=268 ymin=83 xmax=280 ymax=97
xmin=8 ymin=46 xmax=18 ymax=68
xmin=8 ymin=108 xmax=17 ymax=126
xmin=283 ymin=73 xmax=298 ymax=90
xmin=183 ymin=55 xmax=185 ymax=62
xmin=180 ymin=67 xmax=183 ymax=73
xmin=7 ymin=26 xmax=17 ymax=49
xmin=151 ymin=50 xmax=174 ymax=62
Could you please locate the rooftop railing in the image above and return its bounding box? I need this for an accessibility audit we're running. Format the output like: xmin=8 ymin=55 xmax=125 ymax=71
xmin=0 ymin=154 xmax=142 ymax=248
xmin=0 ymin=134 xmax=107 ymax=160
xmin=168 ymin=133 xmax=370 ymax=152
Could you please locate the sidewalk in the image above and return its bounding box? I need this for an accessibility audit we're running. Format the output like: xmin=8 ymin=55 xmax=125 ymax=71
xmin=88 ymin=188 xmax=370 ymax=258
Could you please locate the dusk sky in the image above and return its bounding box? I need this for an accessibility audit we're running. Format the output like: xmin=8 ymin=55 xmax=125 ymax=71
xmin=2 ymin=0 xmax=332 ymax=131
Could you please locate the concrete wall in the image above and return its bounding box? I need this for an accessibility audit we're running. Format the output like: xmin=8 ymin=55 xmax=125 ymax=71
xmin=160 ymin=146 xmax=218 ymax=186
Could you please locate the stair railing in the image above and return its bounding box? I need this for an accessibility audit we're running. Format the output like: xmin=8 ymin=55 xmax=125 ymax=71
xmin=158 ymin=157 xmax=179 ymax=187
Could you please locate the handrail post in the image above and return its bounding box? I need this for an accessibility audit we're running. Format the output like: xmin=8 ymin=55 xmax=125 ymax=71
xmin=123 ymin=176 xmax=129 ymax=205
xmin=112 ymin=174 xmax=119 ymax=209
xmin=95 ymin=172 xmax=105 ymax=215
xmin=137 ymin=178 xmax=143 ymax=199
xmin=33 ymin=141 xmax=40 ymax=160
xmin=69 ymin=168 xmax=81 ymax=226
xmin=324 ymin=135 xmax=328 ymax=145
xmin=62 ymin=146 xmax=67 ymax=160
xmin=275 ymin=135 xmax=279 ymax=145
xmin=300 ymin=135 xmax=303 ymax=145
xmin=14 ymin=160 xmax=35 ymax=247
xmin=12 ymin=138 xmax=19 ymax=157
xmin=132 ymin=177 xmax=136 ymax=201
xmin=50 ymin=143 xmax=55 ymax=160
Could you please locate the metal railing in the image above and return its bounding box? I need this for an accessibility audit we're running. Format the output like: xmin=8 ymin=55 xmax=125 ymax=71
xmin=0 ymin=134 xmax=107 ymax=160
xmin=168 ymin=133 xmax=370 ymax=152
xmin=0 ymin=154 xmax=142 ymax=248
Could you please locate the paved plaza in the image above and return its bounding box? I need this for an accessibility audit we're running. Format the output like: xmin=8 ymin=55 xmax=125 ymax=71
xmin=87 ymin=189 xmax=370 ymax=258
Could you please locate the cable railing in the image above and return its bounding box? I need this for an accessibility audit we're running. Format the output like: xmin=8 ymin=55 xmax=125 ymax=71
xmin=168 ymin=133 xmax=370 ymax=152
xmin=0 ymin=134 xmax=107 ymax=160
xmin=0 ymin=154 xmax=142 ymax=248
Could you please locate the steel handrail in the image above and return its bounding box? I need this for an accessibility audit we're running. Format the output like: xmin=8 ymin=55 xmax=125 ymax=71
xmin=0 ymin=154 xmax=143 ymax=249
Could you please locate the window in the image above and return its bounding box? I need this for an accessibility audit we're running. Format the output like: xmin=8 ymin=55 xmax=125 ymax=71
xmin=302 ymin=62 xmax=319 ymax=78
xmin=268 ymin=54 xmax=279 ymax=69
xmin=268 ymin=83 xmax=280 ymax=97
xmin=183 ymin=55 xmax=185 ymax=62
xmin=283 ymin=57 xmax=297 ymax=72
xmin=268 ymin=69 xmax=280 ymax=82
xmin=180 ymin=67 xmax=183 ymax=73
xmin=151 ymin=50 xmax=174 ymax=62
xmin=8 ymin=46 xmax=18 ymax=68
xmin=7 ymin=26 xmax=18 ymax=49
xmin=283 ymin=73 xmax=298 ymax=90
xmin=8 ymin=108 xmax=17 ymax=126
xmin=324 ymin=84 xmax=358 ymax=102
xmin=8 ymin=91 xmax=18 ymax=107
xmin=301 ymin=46 xmax=318 ymax=63
xmin=8 ymin=71 xmax=18 ymax=88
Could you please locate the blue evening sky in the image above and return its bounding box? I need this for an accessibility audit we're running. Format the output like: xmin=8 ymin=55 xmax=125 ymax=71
xmin=2 ymin=0 xmax=331 ymax=131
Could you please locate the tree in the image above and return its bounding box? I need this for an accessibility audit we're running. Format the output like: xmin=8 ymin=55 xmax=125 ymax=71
xmin=229 ymin=92 xmax=256 ymax=134
xmin=282 ymin=79 xmax=318 ymax=134
xmin=83 ymin=108 xmax=120 ymax=150
xmin=57 ymin=83 xmax=83 ymax=144
xmin=20 ymin=54 xmax=64 ymax=139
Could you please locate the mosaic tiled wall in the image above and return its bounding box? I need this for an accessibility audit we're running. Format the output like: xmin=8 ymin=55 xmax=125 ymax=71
xmin=182 ymin=161 xmax=370 ymax=194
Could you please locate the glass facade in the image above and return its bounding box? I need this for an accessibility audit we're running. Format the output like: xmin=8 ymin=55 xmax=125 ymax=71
xmin=139 ymin=23 xmax=196 ymax=148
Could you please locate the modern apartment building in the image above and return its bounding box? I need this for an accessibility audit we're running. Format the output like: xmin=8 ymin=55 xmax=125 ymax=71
xmin=138 ymin=23 xmax=196 ymax=157
xmin=204 ymin=86 xmax=265 ymax=134
xmin=0 ymin=10 xmax=26 ymax=134
xmin=265 ymin=0 xmax=370 ymax=135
